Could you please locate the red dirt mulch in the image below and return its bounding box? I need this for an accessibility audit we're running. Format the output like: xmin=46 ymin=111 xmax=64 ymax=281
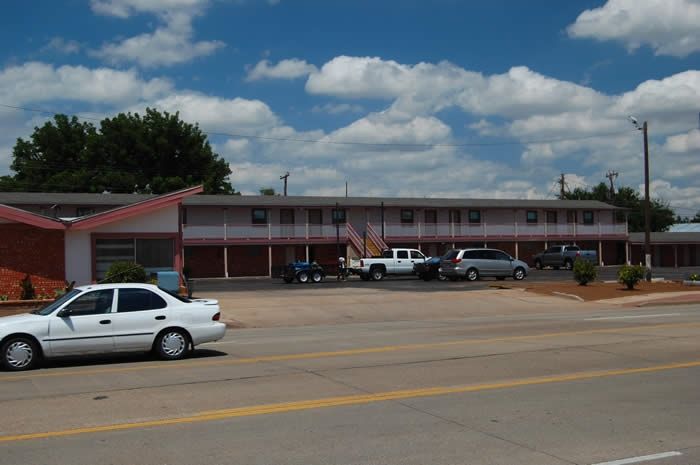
xmin=512 ymin=280 xmax=700 ymax=301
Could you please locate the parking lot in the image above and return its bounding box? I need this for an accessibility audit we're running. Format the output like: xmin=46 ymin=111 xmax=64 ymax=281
xmin=192 ymin=266 xmax=699 ymax=294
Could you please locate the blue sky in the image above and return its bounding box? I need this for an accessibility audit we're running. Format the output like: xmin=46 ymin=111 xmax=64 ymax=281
xmin=1 ymin=0 xmax=700 ymax=216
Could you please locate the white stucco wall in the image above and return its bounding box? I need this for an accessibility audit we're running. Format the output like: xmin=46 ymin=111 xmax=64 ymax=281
xmin=64 ymin=205 xmax=180 ymax=285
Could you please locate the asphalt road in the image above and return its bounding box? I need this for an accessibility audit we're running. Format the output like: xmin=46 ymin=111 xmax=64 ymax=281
xmin=1 ymin=302 xmax=700 ymax=465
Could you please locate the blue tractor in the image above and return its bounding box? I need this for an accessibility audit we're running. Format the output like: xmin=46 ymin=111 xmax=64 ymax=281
xmin=282 ymin=261 xmax=326 ymax=284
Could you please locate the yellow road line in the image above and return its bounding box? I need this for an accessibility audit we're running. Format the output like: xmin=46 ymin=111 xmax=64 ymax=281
xmin=2 ymin=321 xmax=699 ymax=382
xmin=2 ymin=359 xmax=700 ymax=443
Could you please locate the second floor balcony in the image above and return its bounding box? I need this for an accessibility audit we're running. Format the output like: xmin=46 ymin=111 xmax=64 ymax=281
xmin=183 ymin=221 xmax=628 ymax=244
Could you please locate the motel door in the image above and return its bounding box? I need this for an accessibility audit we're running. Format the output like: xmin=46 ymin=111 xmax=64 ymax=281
xmin=280 ymin=209 xmax=295 ymax=238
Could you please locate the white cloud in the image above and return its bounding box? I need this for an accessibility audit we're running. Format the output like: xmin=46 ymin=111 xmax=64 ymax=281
xmin=0 ymin=62 xmax=173 ymax=105
xmin=649 ymin=179 xmax=700 ymax=210
xmin=568 ymin=0 xmax=700 ymax=57
xmin=90 ymin=0 xmax=209 ymax=18
xmin=246 ymin=59 xmax=317 ymax=81
xmin=664 ymin=129 xmax=700 ymax=153
xmin=42 ymin=37 xmax=81 ymax=54
xmin=311 ymin=103 xmax=364 ymax=115
xmin=140 ymin=92 xmax=279 ymax=132
xmin=94 ymin=11 xmax=224 ymax=68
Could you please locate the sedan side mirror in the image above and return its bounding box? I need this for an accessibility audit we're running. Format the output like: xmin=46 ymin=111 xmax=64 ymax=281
xmin=57 ymin=308 xmax=72 ymax=318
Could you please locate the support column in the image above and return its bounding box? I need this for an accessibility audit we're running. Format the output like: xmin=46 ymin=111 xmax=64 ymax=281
xmin=515 ymin=242 xmax=519 ymax=260
xmin=598 ymin=240 xmax=603 ymax=266
xmin=625 ymin=242 xmax=630 ymax=264
xmin=674 ymin=245 xmax=678 ymax=268
xmin=223 ymin=246 xmax=229 ymax=278
xmin=268 ymin=246 xmax=272 ymax=277
xmin=305 ymin=244 xmax=310 ymax=262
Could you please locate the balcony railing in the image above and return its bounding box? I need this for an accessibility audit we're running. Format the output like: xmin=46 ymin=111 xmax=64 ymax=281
xmin=183 ymin=222 xmax=628 ymax=241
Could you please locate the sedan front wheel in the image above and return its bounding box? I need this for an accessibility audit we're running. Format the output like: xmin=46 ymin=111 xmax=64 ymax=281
xmin=1 ymin=336 xmax=40 ymax=371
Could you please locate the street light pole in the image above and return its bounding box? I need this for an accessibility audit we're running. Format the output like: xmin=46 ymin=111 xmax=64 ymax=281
xmin=629 ymin=116 xmax=652 ymax=281
xmin=642 ymin=121 xmax=652 ymax=281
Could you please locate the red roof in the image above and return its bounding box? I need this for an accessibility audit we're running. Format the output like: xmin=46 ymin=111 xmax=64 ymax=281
xmin=0 ymin=185 xmax=203 ymax=231
xmin=0 ymin=204 xmax=66 ymax=229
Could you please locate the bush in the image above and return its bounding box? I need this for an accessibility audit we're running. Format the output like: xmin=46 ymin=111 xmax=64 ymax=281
xmin=689 ymin=273 xmax=699 ymax=282
xmin=573 ymin=259 xmax=597 ymax=286
xmin=0 ymin=295 xmax=8 ymax=302
xmin=19 ymin=274 xmax=36 ymax=300
xmin=103 ymin=261 xmax=147 ymax=283
xmin=618 ymin=264 xmax=646 ymax=290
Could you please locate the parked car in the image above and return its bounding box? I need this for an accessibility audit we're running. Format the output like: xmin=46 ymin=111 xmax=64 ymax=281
xmin=350 ymin=248 xmax=428 ymax=281
xmin=532 ymin=245 xmax=597 ymax=270
xmin=413 ymin=256 xmax=447 ymax=281
xmin=440 ymin=248 xmax=529 ymax=281
xmin=282 ymin=261 xmax=326 ymax=283
xmin=0 ymin=283 xmax=225 ymax=371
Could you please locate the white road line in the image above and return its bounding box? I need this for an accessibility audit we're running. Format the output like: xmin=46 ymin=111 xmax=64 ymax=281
xmin=591 ymin=451 xmax=682 ymax=465
xmin=584 ymin=313 xmax=682 ymax=321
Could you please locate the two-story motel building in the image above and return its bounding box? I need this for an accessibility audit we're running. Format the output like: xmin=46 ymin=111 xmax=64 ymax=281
xmin=0 ymin=190 xmax=640 ymax=296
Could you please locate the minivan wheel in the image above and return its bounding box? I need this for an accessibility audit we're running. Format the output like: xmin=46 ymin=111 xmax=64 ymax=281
xmin=513 ymin=267 xmax=526 ymax=281
xmin=466 ymin=268 xmax=479 ymax=281
xmin=1 ymin=336 xmax=39 ymax=371
xmin=371 ymin=267 xmax=385 ymax=281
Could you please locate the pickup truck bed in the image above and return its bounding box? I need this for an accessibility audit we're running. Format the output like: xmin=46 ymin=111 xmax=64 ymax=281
xmin=533 ymin=245 xmax=597 ymax=270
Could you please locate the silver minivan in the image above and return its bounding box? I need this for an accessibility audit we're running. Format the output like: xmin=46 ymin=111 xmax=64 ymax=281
xmin=440 ymin=248 xmax=529 ymax=281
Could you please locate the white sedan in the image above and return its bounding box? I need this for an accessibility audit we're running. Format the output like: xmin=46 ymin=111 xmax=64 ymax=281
xmin=0 ymin=283 xmax=226 ymax=371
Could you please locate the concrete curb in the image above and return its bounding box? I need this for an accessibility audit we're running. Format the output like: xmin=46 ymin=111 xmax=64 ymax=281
xmin=551 ymin=291 xmax=585 ymax=302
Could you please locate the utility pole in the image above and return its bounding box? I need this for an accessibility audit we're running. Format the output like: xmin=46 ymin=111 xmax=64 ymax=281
xmin=605 ymin=170 xmax=618 ymax=200
xmin=642 ymin=121 xmax=651 ymax=280
xmin=557 ymin=173 xmax=568 ymax=199
xmin=629 ymin=116 xmax=652 ymax=281
xmin=345 ymin=181 xmax=348 ymax=198
xmin=280 ymin=172 xmax=290 ymax=196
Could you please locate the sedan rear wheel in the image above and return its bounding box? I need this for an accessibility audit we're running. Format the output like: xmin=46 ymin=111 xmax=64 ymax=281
xmin=2 ymin=337 xmax=39 ymax=371
xmin=156 ymin=329 xmax=190 ymax=360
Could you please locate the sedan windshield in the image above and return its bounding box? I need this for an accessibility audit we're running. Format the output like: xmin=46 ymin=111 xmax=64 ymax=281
xmin=31 ymin=289 xmax=82 ymax=315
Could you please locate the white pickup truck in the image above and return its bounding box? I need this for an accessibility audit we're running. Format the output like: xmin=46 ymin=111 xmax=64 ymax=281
xmin=350 ymin=248 xmax=428 ymax=281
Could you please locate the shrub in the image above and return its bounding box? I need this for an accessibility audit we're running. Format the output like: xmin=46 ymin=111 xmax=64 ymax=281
xmin=0 ymin=295 xmax=8 ymax=302
xmin=103 ymin=261 xmax=147 ymax=283
xmin=573 ymin=259 xmax=597 ymax=286
xmin=618 ymin=264 xmax=646 ymax=290
xmin=19 ymin=274 xmax=36 ymax=300
xmin=689 ymin=273 xmax=700 ymax=282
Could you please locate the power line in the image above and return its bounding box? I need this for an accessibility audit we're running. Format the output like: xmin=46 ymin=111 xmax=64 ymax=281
xmin=0 ymin=102 xmax=638 ymax=148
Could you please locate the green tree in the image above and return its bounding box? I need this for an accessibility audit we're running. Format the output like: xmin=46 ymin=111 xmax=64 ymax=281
xmin=259 ymin=187 xmax=276 ymax=195
xmin=562 ymin=182 xmax=675 ymax=232
xmin=2 ymin=109 xmax=236 ymax=194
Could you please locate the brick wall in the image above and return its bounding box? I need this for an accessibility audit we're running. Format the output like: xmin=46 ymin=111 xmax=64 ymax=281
xmin=228 ymin=246 xmax=269 ymax=277
xmin=0 ymin=224 xmax=65 ymax=299
xmin=184 ymin=246 xmax=224 ymax=278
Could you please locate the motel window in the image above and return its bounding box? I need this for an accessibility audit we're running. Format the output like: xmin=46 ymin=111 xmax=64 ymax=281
xmin=526 ymin=211 xmax=538 ymax=224
xmin=401 ymin=209 xmax=414 ymax=224
xmin=468 ymin=210 xmax=481 ymax=224
xmin=308 ymin=209 xmax=322 ymax=225
xmin=546 ymin=211 xmax=557 ymax=224
xmin=252 ymin=208 xmax=268 ymax=224
xmin=583 ymin=211 xmax=594 ymax=225
xmin=332 ymin=208 xmax=346 ymax=224
xmin=95 ymin=238 xmax=174 ymax=280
